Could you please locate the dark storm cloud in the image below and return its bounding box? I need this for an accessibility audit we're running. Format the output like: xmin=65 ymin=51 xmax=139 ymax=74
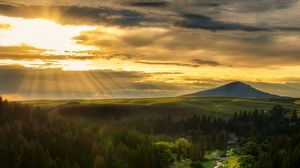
xmin=137 ymin=61 xmax=199 ymax=67
xmin=175 ymin=13 xmax=300 ymax=32
xmin=170 ymin=0 xmax=298 ymax=12
xmin=0 ymin=2 xmax=299 ymax=32
xmin=193 ymin=59 xmax=223 ymax=67
xmin=126 ymin=1 xmax=170 ymax=8
xmin=0 ymin=4 xmax=158 ymax=26
xmin=120 ymin=0 xmax=296 ymax=12
xmin=273 ymin=26 xmax=300 ymax=31
xmin=195 ymin=3 xmax=220 ymax=7
xmin=175 ymin=13 xmax=269 ymax=32
xmin=137 ymin=59 xmax=224 ymax=67
xmin=226 ymin=0 xmax=298 ymax=13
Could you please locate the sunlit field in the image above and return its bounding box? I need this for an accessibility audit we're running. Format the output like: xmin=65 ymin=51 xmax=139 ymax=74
xmin=22 ymin=97 xmax=300 ymax=117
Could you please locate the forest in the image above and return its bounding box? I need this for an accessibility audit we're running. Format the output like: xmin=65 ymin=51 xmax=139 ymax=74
xmin=0 ymin=97 xmax=300 ymax=168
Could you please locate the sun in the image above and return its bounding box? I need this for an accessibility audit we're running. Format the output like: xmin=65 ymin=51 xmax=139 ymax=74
xmin=0 ymin=15 xmax=96 ymax=55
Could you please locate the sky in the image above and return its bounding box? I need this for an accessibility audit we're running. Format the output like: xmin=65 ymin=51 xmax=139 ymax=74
xmin=0 ymin=0 xmax=300 ymax=99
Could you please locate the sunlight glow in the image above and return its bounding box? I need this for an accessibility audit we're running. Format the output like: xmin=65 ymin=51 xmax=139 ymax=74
xmin=0 ymin=59 xmax=95 ymax=71
xmin=57 ymin=60 xmax=95 ymax=71
xmin=0 ymin=15 xmax=96 ymax=55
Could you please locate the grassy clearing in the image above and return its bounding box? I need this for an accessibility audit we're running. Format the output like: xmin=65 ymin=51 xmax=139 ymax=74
xmin=205 ymin=150 xmax=225 ymax=160
xmin=202 ymin=150 xmax=225 ymax=168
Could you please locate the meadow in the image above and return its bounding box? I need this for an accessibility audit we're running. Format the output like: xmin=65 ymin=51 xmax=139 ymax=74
xmin=22 ymin=97 xmax=300 ymax=118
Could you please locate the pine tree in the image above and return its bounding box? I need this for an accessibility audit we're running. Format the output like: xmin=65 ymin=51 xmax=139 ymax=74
xmin=291 ymin=110 xmax=298 ymax=122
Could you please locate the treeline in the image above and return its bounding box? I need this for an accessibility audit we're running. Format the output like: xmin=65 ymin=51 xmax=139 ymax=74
xmin=225 ymin=134 xmax=300 ymax=168
xmin=228 ymin=105 xmax=299 ymax=137
xmin=0 ymin=98 xmax=175 ymax=168
xmin=127 ymin=105 xmax=299 ymax=138
xmin=255 ymin=134 xmax=300 ymax=168
xmin=0 ymin=96 xmax=299 ymax=168
xmin=126 ymin=105 xmax=300 ymax=167
xmin=0 ymin=97 xmax=213 ymax=168
xmin=126 ymin=115 xmax=229 ymax=152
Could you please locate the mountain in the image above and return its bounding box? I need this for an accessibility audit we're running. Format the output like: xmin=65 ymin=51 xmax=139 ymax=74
xmin=184 ymin=81 xmax=281 ymax=99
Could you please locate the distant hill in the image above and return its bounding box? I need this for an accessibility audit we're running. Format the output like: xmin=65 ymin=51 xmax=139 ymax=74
xmin=22 ymin=95 xmax=299 ymax=118
xmin=184 ymin=81 xmax=281 ymax=99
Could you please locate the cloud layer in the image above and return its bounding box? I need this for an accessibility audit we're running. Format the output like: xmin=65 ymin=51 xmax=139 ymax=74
xmin=0 ymin=0 xmax=300 ymax=98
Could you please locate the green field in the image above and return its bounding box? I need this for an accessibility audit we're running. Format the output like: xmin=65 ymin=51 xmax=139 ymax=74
xmin=21 ymin=97 xmax=300 ymax=117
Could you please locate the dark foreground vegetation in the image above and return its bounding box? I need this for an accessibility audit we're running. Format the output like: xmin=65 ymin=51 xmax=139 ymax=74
xmin=0 ymin=97 xmax=300 ymax=168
